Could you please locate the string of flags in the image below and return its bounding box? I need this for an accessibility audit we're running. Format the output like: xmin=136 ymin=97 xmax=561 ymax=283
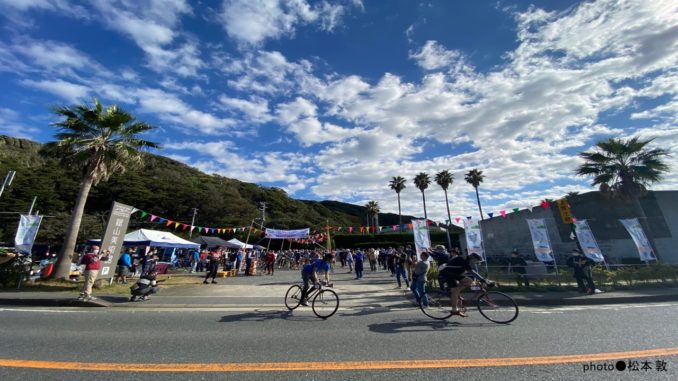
xmin=133 ymin=200 xmax=566 ymax=237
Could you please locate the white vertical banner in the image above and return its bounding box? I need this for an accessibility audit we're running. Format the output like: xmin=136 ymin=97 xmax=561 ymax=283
xmin=463 ymin=217 xmax=485 ymax=261
xmin=619 ymin=218 xmax=656 ymax=262
xmin=14 ymin=215 xmax=43 ymax=254
xmin=412 ymin=219 xmax=431 ymax=256
xmin=526 ymin=219 xmax=554 ymax=262
xmin=572 ymin=220 xmax=605 ymax=263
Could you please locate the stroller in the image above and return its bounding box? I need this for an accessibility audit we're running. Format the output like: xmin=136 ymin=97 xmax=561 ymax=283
xmin=130 ymin=271 xmax=161 ymax=302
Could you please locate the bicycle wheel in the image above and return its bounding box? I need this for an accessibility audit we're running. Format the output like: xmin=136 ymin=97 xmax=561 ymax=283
xmin=419 ymin=290 xmax=453 ymax=320
xmin=477 ymin=291 xmax=519 ymax=324
xmin=284 ymin=285 xmax=303 ymax=310
xmin=312 ymin=289 xmax=339 ymax=319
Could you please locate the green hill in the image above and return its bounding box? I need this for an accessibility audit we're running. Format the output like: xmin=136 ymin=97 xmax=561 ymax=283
xmin=0 ymin=135 xmax=421 ymax=246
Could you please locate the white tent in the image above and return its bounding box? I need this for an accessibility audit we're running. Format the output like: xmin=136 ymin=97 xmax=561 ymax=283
xmin=88 ymin=229 xmax=200 ymax=249
xmin=225 ymin=238 xmax=254 ymax=249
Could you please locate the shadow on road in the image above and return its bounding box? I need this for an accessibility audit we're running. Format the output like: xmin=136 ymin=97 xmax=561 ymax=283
xmin=367 ymin=318 xmax=499 ymax=334
xmin=218 ymin=309 xmax=317 ymax=323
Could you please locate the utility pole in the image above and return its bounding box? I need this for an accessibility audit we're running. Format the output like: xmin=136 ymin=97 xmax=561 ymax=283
xmin=189 ymin=208 xmax=198 ymax=238
xmin=257 ymin=202 xmax=266 ymax=228
xmin=27 ymin=196 xmax=37 ymax=215
xmin=0 ymin=170 xmax=16 ymax=198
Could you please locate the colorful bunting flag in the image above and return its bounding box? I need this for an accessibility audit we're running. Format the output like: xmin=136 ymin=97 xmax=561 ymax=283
xmin=455 ymin=218 xmax=461 ymax=223
xmin=165 ymin=220 xmax=173 ymax=226
xmin=488 ymin=213 xmax=494 ymax=219
xmin=140 ymin=211 xmax=148 ymax=219
xmin=174 ymin=222 xmax=180 ymax=229
xmin=512 ymin=208 xmax=520 ymax=214
xmin=150 ymin=215 xmax=157 ymax=222
xmin=541 ymin=201 xmax=550 ymax=209
xmin=500 ymin=210 xmax=507 ymax=218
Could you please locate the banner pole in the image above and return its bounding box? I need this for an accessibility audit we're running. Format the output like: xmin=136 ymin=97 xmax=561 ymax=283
xmin=542 ymin=220 xmax=560 ymax=286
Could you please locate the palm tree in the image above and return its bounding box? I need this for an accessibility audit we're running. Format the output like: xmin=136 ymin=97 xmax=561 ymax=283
xmin=576 ymin=137 xmax=669 ymax=260
xmin=47 ymin=99 xmax=159 ymax=279
xmin=435 ymin=169 xmax=454 ymax=249
xmin=413 ymin=172 xmax=431 ymax=220
xmin=435 ymin=170 xmax=454 ymax=226
xmin=364 ymin=200 xmax=380 ymax=232
xmin=465 ymin=169 xmax=485 ymax=220
xmin=389 ymin=176 xmax=406 ymax=230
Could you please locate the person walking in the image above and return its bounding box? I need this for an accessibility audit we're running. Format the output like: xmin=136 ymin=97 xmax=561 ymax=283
xmin=410 ymin=251 xmax=430 ymax=306
xmin=395 ymin=247 xmax=410 ymax=289
xmin=509 ymin=249 xmax=530 ymax=287
xmin=567 ymin=249 xmax=596 ymax=294
xmin=79 ymin=245 xmax=106 ymax=301
xmin=354 ymin=250 xmax=365 ymax=279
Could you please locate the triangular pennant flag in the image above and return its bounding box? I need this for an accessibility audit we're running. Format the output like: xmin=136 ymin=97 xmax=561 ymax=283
xmin=500 ymin=210 xmax=507 ymax=218
xmin=512 ymin=208 xmax=520 ymax=214
xmin=174 ymin=222 xmax=180 ymax=229
xmin=140 ymin=211 xmax=148 ymax=219
xmin=528 ymin=206 xmax=534 ymax=212
xmin=348 ymin=227 xmax=354 ymax=233
xmin=541 ymin=201 xmax=550 ymax=209
xmin=166 ymin=219 xmax=173 ymax=226
xmin=466 ymin=216 xmax=472 ymax=220
xmin=407 ymin=224 xmax=413 ymax=230
xmin=150 ymin=214 xmax=157 ymax=222
xmin=455 ymin=218 xmax=461 ymax=223
xmin=131 ymin=208 xmax=140 ymax=214
xmin=158 ymin=217 xmax=166 ymax=223
xmin=191 ymin=226 xmax=196 ymax=233
xmin=182 ymin=224 xmax=188 ymax=231
xmin=488 ymin=213 xmax=494 ymax=219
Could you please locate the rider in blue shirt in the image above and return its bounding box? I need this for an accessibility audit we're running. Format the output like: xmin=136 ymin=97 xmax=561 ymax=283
xmin=300 ymin=253 xmax=332 ymax=306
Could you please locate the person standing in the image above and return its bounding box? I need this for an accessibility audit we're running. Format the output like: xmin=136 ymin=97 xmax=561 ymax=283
xmin=354 ymin=250 xmax=365 ymax=279
xmin=79 ymin=245 xmax=105 ymax=301
xmin=189 ymin=248 xmax=200 ymax=273
xmin=567 ymin=249 xmax=596 ymax=294
xmin=345 ymin=249 xmax=354 ymax=273
xmin=367 ymin=249 xmax=377 ymax=272
xmin=115 ymin=248 xmax=133 ymax=284
xmin=509 ymin=249 xmax=530 ymax=287
xmin=410 ymin=251 xmax=430 ymax=306
xmin=265 ymin=250 xmax=276 ymax=275
xmin=203 ymin=251 xmax=220 ymax=284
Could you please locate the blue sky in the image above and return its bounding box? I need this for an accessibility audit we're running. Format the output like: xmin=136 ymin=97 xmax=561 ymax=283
xmin=0 ymin=0 xmax=676 ymax=225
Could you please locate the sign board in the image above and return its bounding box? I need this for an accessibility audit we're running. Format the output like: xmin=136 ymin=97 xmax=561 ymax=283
xmin=555 ymin=198 xmax=574 ymax=224
xmin=98 ymin=201 xmax=134 ymax=279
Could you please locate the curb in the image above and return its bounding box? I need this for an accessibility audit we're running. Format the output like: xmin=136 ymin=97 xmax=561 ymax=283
xmin=0 ymin=298 xmax=110 ymax=308
xmin=1 ymin=294 xmax=677 ymax=309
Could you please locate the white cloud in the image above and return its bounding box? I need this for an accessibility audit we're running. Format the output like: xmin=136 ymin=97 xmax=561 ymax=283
xmin=409 ymin=40 xmax=464 ymax=71
xmin=20 ymin=79 xmax=90 ymax=103
xmin=0 ymin=107 xmax=40 ymax=139
xmin=219 ymin=95 xmax=272 ymax=124
xmin=91 ymin=0 xmax=204 ymax=77
xmin=219 ymin=0 xmax=359 ymax=46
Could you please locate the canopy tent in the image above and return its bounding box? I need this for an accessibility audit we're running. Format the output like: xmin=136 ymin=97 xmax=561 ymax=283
xmin=225 ymin=238 xmax=255 ymax=249
xmin=190 ymin=236 xmax=231 ymax=249
xmin=88 ymin=229 xmax=200 ymax=249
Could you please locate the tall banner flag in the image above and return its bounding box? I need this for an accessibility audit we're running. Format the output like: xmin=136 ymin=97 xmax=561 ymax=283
xmin=14 ymin=215 xmax=43 ymax=254
xmin=463 ymin=217 xmax=485 ymax=260
xmin=526 ymin=219 xmax=554 ymax=262
xmin=412 ymin=219 xmax=431 ymax=256
xmin=572 ymin=220 xmax=604 ymax=262
xmin=265 ymin=228 xmax=310 ymax=239
xmin=619 ymin=218 xmax=656 ymax=262
xmin=555 ymin=198 xmax=574 ymax=224
xmin=98 ymin=201 xmax=135 ymax=279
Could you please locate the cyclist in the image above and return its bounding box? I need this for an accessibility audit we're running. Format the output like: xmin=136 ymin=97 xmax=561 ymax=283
xmin=300 ymin=253 xmax=332 ymax=306
xmin=438 ymin=251 xmax=489 ymax=317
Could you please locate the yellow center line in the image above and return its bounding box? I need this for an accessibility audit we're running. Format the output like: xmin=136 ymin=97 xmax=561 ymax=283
xmin=1 ymin=348 xmax=677 ymax=372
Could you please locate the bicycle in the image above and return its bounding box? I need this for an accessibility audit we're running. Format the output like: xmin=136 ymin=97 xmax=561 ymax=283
xmin=284 ymin=281 xmax=339 ymax=319
xmin=419 ymin=280 xmax=519 ymax=324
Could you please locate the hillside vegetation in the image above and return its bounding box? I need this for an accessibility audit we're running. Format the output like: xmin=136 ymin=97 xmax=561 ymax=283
xmin=0 ymin=135 xmax=417 ymax=246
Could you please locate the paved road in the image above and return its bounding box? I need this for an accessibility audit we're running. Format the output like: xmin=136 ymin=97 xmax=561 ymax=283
xmin=1 ymin=299 xmax=677 ymax=380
